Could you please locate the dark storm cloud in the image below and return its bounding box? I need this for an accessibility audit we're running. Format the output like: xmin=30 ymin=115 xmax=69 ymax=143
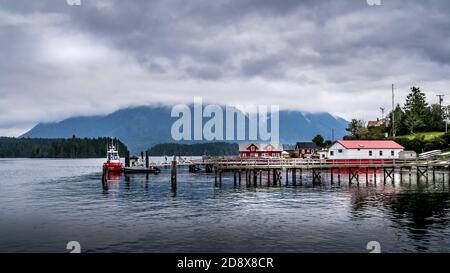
xmin=1 ymin=0 xmax=450 ymax=135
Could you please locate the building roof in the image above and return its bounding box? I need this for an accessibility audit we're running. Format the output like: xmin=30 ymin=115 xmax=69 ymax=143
xmin=295 ymin=142 xmax=319 ymax=149
xmin=238 ymin=142 xmax=284 ymax=152
xmin=336 ymin=140 xmax=404 ymax=149
xmin=367 ymin=120 xmax=384 ymax=127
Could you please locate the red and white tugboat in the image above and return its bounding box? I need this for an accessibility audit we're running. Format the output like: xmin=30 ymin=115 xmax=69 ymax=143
xmin=103 ymin=143 xmax=123 ymax=172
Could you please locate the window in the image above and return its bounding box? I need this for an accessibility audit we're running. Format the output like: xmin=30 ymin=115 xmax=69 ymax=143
xmin=379 ymin=151 xmax=383 ymax=156
xmin=338 ymin=149 xmax=343 ymax=153
xmin=369 ymin=151 xmax=373 ymax=156
xmin=391 ymin=150 xmax=395 ymax=156
xmin=330 ymin=151 xmax=335 ymax=156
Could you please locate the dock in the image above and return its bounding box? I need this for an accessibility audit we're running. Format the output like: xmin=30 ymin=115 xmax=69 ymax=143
xmin=181 ymin=158 xmax=450 ymax=186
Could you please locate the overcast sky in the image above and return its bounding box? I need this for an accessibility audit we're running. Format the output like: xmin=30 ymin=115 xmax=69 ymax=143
xmin=1 ymin=0 xmax=450 ymax=136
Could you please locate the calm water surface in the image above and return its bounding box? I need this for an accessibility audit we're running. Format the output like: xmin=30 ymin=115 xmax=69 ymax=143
xmin=1 ymin=158 xmax=450 ymax=253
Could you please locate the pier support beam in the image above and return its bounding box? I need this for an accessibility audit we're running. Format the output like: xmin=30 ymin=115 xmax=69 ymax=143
xmin=171 ymin=157 xmax=177 ymax=195
xmin=365 ymin=168 xmax=369 ymax=185
xmin=338 ymin=168 xmax=341 ymax=185
xmin=285 ymin=168 xmax=289 ymax=186
xmin=383 ymin=167 xmax=395 ymax=184
xmin=101 ymin=165 xmax=108 ymax=191
xmin=417 ymin=166 xmax=428 ymax=183
xmin=349 ymin=168 xmax=359 ymax=185
xmin=330 ymin=168 xmax=334 ymax=185
xmin=299 ymin=168 xmax=303 ymax=185
xmin=313 ymin=169 xmax=321 ymax=184
xmin=125 ymin=151 xmax=130 ymax=168
xmin=292 ymin=169 xmax=297 ymax=186
xmin=373 ymin=167 xmax=378 ymax=185
xmin=432 ymin=167 xmax=436 ymax=184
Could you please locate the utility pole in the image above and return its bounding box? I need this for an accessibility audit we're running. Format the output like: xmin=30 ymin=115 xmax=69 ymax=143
xmin=380 ymin=107 xmax=385 ymax=120
xmin=437 ymin=94 xmax=445 ymax=109
xmin=437 ymin=94 xmax=445 ymax=119
xmin=446 ymin=106 xmax=449 ymax=133
xmin=391 ymin=84 xmax=396 ymax=137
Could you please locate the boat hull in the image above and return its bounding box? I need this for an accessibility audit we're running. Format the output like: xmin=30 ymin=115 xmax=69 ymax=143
xmin=103 ymin=162 xmax=123 ymax=172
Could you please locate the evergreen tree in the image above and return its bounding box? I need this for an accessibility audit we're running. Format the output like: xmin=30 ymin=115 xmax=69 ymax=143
xmin=403 ymin=86 xmax=431 ymax=132
xmin=404 ymin=86 xmax=428 ymax=115
xmin=345 ymin=119 xmax=365 ymax=138
xmin=312 ymin=134 xmax=325 ymax=147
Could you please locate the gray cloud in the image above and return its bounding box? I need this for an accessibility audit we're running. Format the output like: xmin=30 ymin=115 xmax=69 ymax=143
xmin=1 ymin=0 xmax=450 ymax=136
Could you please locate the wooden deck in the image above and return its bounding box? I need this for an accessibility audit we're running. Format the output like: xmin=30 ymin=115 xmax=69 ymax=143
xmin=184 ymin=158 xmax=450 ymax=186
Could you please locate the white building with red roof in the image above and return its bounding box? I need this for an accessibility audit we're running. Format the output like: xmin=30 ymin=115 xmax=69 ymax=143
xmin=327 ymin=140 xmax=404 ymax=163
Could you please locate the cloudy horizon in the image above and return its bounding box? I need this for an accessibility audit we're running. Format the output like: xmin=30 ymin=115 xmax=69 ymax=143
xmin=1 ymin=0 xmax=450 ymax=136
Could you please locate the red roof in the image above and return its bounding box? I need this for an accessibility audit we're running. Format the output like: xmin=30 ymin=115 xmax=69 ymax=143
xmin=336 ymin=140 xmax=404 ymax=149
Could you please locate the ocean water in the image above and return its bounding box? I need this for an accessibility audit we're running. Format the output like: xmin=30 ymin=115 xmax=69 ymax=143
xmin=1 ymin=158 xmax=450 ymax=253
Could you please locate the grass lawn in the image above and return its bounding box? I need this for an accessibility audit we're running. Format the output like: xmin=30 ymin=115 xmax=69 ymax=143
xmin=398 ymin=131 xmax=445 ymax=140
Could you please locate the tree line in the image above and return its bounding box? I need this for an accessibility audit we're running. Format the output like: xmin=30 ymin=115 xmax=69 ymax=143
xmin=0 ymin=136 xmax=128 ymax=158
xmin=147 ymin=142 xmax=239 ymax=156
xmin=342 ymin=86 xmax=449 ymax=153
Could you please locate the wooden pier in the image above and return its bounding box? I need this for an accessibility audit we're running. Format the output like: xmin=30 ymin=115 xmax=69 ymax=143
xmin=183 ymin=158 xmax=450 ymax=187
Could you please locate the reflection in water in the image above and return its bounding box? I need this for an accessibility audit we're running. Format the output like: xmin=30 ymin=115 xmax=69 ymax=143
xmin=385 ymin=190 xmax=450 ymax=251
xmin=343 ymin=173 xmax=450 ymax=252
xmin=1 ymin=159 xmax=450 ymax=252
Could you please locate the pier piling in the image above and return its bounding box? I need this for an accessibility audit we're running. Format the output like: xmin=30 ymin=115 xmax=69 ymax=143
xmin=101 ymin=165 xmax=108 ymax=191
xmin=337 ymin=168 xmax=341 ymax=185
xmin=214 ymin=170 xmax=218 ymax=187
xmin=285 ymin=169 xmax=289 ymax=185
xmin=292 ymin=169 xmax=297 ymax=186
xmin=171 ymin=156 xmax=177 ymax=194
xmin=125 ymin=151 xmax=130 ymax=168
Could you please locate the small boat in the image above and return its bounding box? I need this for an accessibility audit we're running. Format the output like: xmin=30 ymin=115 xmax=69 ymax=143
xmin=124 ymin=154 xmax=161 ymax=174
xmin=123 ymin=165 xmax=161 ymax=174
xmin=103 ymin=143 xmax=123 ymax=172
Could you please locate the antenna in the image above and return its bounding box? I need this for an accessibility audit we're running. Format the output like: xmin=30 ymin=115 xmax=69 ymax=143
xmin=437 ymin=94 xmax=445 ymax=108
xmin=380 ymin=107 xmax=385 ymax=120
xmin=391 ymin=84 xmax=395 ymax=137
xmin=437 ymin=94 xmax=445 ymax=105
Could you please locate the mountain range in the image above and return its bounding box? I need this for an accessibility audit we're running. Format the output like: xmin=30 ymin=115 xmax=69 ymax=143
xmin=21 ymin=105 xmax=349 ymax=153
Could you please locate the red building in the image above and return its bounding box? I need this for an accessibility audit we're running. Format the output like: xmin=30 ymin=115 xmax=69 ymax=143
xmin=239 ymin=142 xmax=283 ymax=158
xmin=295 ymin=142 xmax=319 ymax=158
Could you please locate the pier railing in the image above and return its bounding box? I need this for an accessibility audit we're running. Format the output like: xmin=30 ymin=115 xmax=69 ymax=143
xmin=191 ymin=158 xmax=450 ymax=169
